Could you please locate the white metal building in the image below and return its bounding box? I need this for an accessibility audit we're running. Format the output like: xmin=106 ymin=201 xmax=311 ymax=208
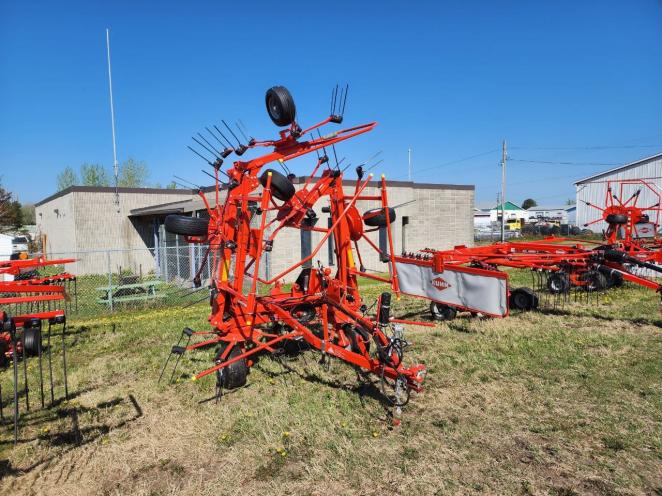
xmin=575 ymin=152 xmax=662 ymax=232
xmin=526 ymin=206 xmax=570 ymax=224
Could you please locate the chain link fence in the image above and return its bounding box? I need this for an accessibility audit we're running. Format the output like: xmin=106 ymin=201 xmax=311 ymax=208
xmin=19 ymin=245 xmax=223 ymax=318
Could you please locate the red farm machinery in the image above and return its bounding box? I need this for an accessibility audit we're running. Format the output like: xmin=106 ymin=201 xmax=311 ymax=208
xmin=161 ymin=85 xmax=435 ymax=410
xmin=159 ymin=84 xmax=514 ymax=412
xmin=398 ymin=178 xmax=662 ymax=319
xmin=1 ymin=255 xmax=76 ymax=443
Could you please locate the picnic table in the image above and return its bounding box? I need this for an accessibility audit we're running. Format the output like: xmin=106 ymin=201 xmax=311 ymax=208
xmin=96 ymin=280 xmax=165 ymax=307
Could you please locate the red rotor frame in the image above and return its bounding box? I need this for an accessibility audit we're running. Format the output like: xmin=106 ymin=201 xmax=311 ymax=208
xmin=176 ymin=108 xmax=427 ymax=398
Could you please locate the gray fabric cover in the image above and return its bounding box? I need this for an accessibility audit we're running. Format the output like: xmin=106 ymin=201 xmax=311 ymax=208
xmin=395 ymin=262 xmax=508 ymax=316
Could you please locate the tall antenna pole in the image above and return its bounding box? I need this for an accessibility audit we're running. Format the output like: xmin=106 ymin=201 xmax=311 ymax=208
xmin=106 ymin=28 xmax=120 ymax=211
xmin=500 ymin=139 xmax=507 ymax=242
xmin=408 ymin=147 xmax=412 ymax=181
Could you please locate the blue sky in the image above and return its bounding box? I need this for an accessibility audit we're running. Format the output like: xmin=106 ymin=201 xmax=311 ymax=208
xmin=1 ymin=0 xmax=661 ymax=206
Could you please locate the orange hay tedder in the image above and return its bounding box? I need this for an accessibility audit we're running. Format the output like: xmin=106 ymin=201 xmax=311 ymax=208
xmin=161 ymin=85 xmax=432 ymax=412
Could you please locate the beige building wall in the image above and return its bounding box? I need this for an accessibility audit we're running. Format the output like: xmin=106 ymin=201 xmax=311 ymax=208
xmin=36 ymin=187 xmax=194 ymax=275
xmin=35 ymin=180 xmax=473 ymax=280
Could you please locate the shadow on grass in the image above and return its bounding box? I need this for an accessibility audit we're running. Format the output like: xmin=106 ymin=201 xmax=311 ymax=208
xmin=536 ymin=307 xmax=662 ymax=327
xmin=254 ymin=349 xmax=399 ymax=417
xmin=0 ymin=392 xmax=143 ymax=478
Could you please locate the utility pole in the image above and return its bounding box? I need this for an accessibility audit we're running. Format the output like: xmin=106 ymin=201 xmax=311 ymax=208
xmin=106 ymin=28 xmax=120 ymax=212
xmin=408 ymin=147 xmax=412 ymax=181
xmin=500 ymin=139 xmax=507 ymax=242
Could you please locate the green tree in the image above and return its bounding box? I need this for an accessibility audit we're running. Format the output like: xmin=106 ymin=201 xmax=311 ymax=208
xmin=57 ymin=166 xmax=78 ymax=191
xmin=20 ymin=202 xmax=36 ymax=224
xmin=80 ymin=163 xmax=109 ymax=186
xmin=0 ymin=178 xmax=22 ymax=231
xmin=521 ymin=198 xmax=537 ymax=210
xmin=566 ymin=198 xmax=576 ymax=206
xmin=118 ymin=158 xmax=149 ymax=187
xmin=166 ymin=181 xmax=177 ymax=189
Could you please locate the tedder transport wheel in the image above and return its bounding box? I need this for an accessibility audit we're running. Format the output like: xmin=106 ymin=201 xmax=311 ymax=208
xmin=215 ymin=344 xmax=248 ymax=390
xmin=165 ymin=215 xmax=210 ymax=237
xmin=509 ymin=287 xmax=539 ymax=311
xmin=606 ymin=214 xmax=628 ymax=224
xmin=23 ymin=327 xmax=42 ymax=356
xmin=430 ymin=302 xmax=457 ymax=321
xmin=547 ymin=272 xmax=570 ymax=294
xmin=265 ymin=86 xmax=296 ymax=127
xmin=363 ymin=207 xmax=397 ymax=227
xmin=580 ymin=270 xmax=608 ymax=292
xmin=259 ymin=169 xmax=295 ymax=201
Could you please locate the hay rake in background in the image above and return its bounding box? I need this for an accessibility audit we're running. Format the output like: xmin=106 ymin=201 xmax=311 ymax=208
xmin=1 ymin=256 xmax=75 ymax=445
xmin=581 ymin=178 xmax=662 ymax=254
xmin=405 ymin=237 xmax=662 ymax=318
xmin=161 ymin=85 xmax=431 ymax=414
xmin=394 ymin=179 xmax=662 ymax=320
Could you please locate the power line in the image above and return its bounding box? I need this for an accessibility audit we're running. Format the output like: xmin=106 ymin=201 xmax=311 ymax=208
xmin=509 ymin=173 xmax=583 ymax=187
xmin=393 ymin=148 xmax=499 ymax=179
xmin=510 ymin=144 xmax=662 ymax=151
xmin=509 ymin=158 xmax=620 ymax=166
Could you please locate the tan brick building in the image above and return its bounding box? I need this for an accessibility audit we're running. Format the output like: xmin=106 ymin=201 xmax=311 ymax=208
xmin=35 ymin=178 xmax=474 ymax=281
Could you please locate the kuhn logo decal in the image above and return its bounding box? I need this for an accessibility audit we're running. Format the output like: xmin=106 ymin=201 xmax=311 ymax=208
xmin=431 ymin=277 xmax=451 ymax=291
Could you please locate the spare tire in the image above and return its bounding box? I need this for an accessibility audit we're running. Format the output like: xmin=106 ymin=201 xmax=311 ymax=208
xmin=265 ymin=86 xmax=296 ymax=127
xmin=363 ymin=207 xmax=396 ymax=227
xmin=606 ymin=214 xmax=627 ymax=224
xmin=259 ymin=169 xmax=295 ymax=201
xmin=165 ymin=215 xmax=210 ymax=237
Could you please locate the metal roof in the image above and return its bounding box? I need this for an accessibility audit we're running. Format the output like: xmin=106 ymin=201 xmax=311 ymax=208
xmin=490 ymin=201 xmax=523 ymax=211
xmin=129 ymin=198 xmax=208 ymax=217
xmin=574 ymin=152 xmax=662 ymax=185
xmin=35 ymin=185 xmax=193 ymax=207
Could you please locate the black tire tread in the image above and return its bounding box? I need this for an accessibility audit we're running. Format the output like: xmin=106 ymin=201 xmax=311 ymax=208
xmin=363 ymin=207 xmax=397 ymax=227
xmin=164 ymin=215 xmax=210 ymax=237
xmin=216 ymin=345 xmax=248 ymax=390
xmin=606 ymin=213 xmax=628 ymax=225
xmin=259 ymin=169 xmax=295 ymax=201
xmin=23 ymin=328 xmax=42 ymax=356
xmin=265 ymin=86 xmax=296 ymax=127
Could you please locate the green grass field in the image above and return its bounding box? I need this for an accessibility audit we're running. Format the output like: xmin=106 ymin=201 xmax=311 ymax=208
xmin=0 ymin=271 xmax=660 ymax=495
